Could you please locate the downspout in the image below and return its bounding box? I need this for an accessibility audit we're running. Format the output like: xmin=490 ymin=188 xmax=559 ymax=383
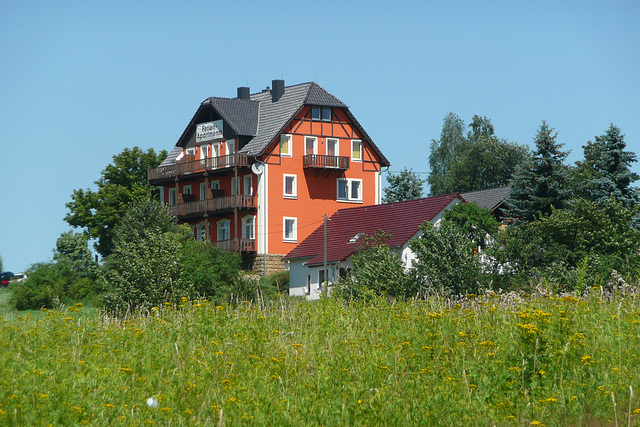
xmin=251 ymin=155 xmax=268 ymax=276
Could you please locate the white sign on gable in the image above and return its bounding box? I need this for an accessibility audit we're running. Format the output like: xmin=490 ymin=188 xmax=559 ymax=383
xmin=196 ymin=121 xmax=223 ymax=143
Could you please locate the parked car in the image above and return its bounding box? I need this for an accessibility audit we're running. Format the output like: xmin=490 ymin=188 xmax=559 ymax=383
xmin=1 ymin=271 xmax=14 ymax=287
xmin=12 ymin=273 xmax=27 ymax=283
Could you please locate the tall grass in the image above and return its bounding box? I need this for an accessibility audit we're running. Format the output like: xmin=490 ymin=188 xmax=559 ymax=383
xmin=1 ymin=288 xmax=640 ymax=425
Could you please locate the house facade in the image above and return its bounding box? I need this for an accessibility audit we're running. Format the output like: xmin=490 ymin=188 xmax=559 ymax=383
xmin=148 ymin=80 xmax=390 ymax=273
xmin=283 ymin=193 xmax=464 ymax=299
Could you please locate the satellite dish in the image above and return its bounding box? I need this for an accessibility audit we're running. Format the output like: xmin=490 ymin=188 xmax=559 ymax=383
xmin=251 ymin=163 xmax=264 ymax=175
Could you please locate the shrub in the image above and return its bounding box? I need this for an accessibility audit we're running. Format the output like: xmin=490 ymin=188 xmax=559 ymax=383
xmin=410 ymin=221 xmax=485 ymax=295
xmin=336 ymin=231 xmax=414 ymax=301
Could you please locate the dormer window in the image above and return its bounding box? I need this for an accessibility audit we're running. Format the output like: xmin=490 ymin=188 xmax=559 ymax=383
xmin=349 ymin=232 xmax=364 ymax=243
xmin=311 ymin=107 xmax=332 ymax=122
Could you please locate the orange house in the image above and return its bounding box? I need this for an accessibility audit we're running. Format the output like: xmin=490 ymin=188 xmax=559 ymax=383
xmin=148 ymin=80 xmax=390 ymax=273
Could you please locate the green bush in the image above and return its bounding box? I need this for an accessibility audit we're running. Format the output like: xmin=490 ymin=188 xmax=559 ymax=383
xmin=259 ymin=270 xmax=290 ymax=294
xmin=10 ymin=232 xmax=100 ymax=310
xmin=336 ymin=231 xmax=415 ymax=301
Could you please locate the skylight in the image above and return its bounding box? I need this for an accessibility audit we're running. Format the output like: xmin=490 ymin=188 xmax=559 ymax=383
xmin=348 ymin=232 xmax=364 ymax=243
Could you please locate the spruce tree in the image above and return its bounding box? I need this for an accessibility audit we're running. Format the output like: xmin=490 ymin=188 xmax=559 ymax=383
xmin=506 ymin=121 xmax=572 ymax=223
xmin=577 ymin=124 xmax=640 ymax=209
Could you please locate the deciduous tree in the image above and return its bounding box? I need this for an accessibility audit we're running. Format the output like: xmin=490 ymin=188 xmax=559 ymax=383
xmin=65 ymin=147 xmax=167 ymax=257
xmin=428 ymin=114 xmax=528 ymax=195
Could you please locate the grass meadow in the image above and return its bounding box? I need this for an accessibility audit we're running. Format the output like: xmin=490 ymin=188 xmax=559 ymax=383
xmin=1 ymin=287 xmax=640 ymax=426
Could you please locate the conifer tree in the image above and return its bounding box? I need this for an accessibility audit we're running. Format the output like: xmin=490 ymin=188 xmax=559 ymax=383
xmin=576 ymin=124 xmax=640 ymax=209
xmin=506 ymin=121 xmax=572 ymax=223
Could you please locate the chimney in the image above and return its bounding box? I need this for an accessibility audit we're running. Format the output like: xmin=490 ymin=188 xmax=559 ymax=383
xmin=272 ymin=79 xmax=285 ymax=102
xmin=237 ymin=86 xmax=250 ymax=100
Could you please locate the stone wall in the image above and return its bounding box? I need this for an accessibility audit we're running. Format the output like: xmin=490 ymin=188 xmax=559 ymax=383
xmin=250 ymin=254 xmax=287 ymax=276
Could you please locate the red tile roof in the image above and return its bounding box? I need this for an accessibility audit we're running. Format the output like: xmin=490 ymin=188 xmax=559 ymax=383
xmin=283 ymin=193 xmax=463 ymax=266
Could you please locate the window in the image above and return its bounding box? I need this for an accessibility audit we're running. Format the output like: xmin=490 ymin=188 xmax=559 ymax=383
xmin=226 ymin=140 xmax=235 ymax=154
xmin=280 ymin=134 xmax=292 ymax=157
xmin=197 ymin=223 xmax=207 ymax=241
xmin=351 ymin=140 xmax=362 ymax=161
xmin=337 ymin=178 xmax=362 ymax=202
xmin=231 ymin=177 xmax=241 ymax=195
xmin=305 ymin=136 xmax=317 ymax=155
xmin=212 ymin=142 xmax=221 ymax=158
xmin=326 ymin=138 xmax=339 ymax=157
xmin=283 ymin=217 xmax=297 ymax=242
xmin=183 ymin=185 xmax=192 ymax=195
xmin=211 ymin=180 xmax=220 ymax=190
xmin=186 ymin=147 xmax=195 ymax=156
xmin=319 ymin=269 xmax=326 ymax=285
xmin=244 ymin=175 xmax=253 ymax=196
xmin=242 ymin=215 xmax=255 ymax=239
xmin=283 ymin=174 xmax=297 ymax=198
xmin=168 ymin=188 xmax=177 ymax=206
xmin=311 ymin=107 xmax=332 ymax=121
xmin=200 ymin=182 xmax=206 ymax=200
xmin=217 ymin=220 xmax=230 ymax=241
xmin=200 ymin=144 xmax=209 ymax=159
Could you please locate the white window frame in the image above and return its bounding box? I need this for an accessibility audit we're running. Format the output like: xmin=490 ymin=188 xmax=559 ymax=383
xmin=226 ymin=139 xmax=236 ymax=155
xmin=212 ymin=142 xmax=221 ymax=158
xmin=200 ymin=144 xmax=209 ymax=160
xmin=337 ymin=178 xmax=363 ymax=203
xmin=326 ymin=138 xmax=339 ymax=157
xmin=242 ymin=215 xmax=255 ymax=240
xmin=168 ymin=188 xmax=177 ymax=206
xmin=211 ymin=180 xmax=220 ymax=190
xmin=283 ymin=174 xmax=297 ymax=199
xmin=244 ymin=175 xmax=253 ymax=196
xmin=305 ymin=136 xmax=318 ymax=156
xmin=280 ymin=134 xmax=292 ymax=157
xmin=283 ymin=217 xmax=297 ymax=242
xmin=185 ymin=147 xmax=196 ymax=156
xmin=183 ymin=185 xmax=192 ymax=195
xmin=231 ymin=177 xmax=241 ymax=196
xmin=217 ymin=219 xmax=230 ymax=242
xmin=196 ymin=222 xmax=207 ymax=241
xmin=351 ymin=140 xmax=362 ymax=162
xmin=322 ymin=107 xmax=332 ymax=122
xmin=200 ymin=182 xmax=206 ymax=201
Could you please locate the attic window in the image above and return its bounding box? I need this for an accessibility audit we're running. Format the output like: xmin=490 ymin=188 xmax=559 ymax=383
xmin=348 ymin=232 xmax=364 ymax=243
xmin=311 ymin=107 xmax=332 ymax=122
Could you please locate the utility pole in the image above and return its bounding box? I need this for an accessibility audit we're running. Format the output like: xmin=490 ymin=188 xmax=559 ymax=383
xmin=323 ymin=213 xmax=328 ymax=298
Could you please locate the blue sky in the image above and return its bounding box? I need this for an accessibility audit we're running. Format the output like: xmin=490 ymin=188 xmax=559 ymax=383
xmin=1 ymin=0 xmax=639 ymax=273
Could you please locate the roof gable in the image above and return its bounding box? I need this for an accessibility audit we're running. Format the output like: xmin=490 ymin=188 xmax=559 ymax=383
xmin=283 ymin=193 xmax=463 ymax=265
xmin=168 ymin=81 xmax=389 ymax=167
xmin=460 ymin=186 xmax=510 ymax=212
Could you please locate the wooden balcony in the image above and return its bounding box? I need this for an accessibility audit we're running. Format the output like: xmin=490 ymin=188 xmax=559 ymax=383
xmin=149 ymin=154 xmax=250 ymax=184
xmin=167 ymin=194 xmax=256 ymax=219
xmin=212 ymin=239 xmax=256 ymax=252
xmin=303 ymin=154 xmax=350 ymax=170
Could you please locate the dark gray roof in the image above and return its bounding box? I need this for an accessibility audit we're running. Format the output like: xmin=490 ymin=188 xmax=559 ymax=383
xmin=240 ymin=82 xmax=347 ymax=156
xmin=204 ymin=97 xmax=259 ymax=137
xmin=159 ymin=146 xmax=183 ymax=167
xmin=461 ymin=186 xmax=511 ymax=211
xmin=167 ymin=81 xmax=389 ymax=166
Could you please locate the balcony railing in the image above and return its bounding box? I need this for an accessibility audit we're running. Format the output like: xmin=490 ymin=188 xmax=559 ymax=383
xmin=167 ymin=194 xmax=256 ymax=218
xmin=212 ymin=239 xmax=256 ymax=252
xmin=149 ymin=154 xmax=250 ymax=183
xmin=303 ymin=154 xmax=350 ymax=170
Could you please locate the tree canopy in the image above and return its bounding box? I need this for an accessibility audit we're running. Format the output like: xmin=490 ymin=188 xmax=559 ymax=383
xmin=383 ymin=168 xmax=425 ymax=203
xmin=505 ymin=121 xmax=572 ymax=223
xmin=575 ymin=124 xmax=640 ymax=210
xmin=65 ymin=147 xmax=167 ymax=257
xmin=428 ymin=114 xmax=529 ymax=196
